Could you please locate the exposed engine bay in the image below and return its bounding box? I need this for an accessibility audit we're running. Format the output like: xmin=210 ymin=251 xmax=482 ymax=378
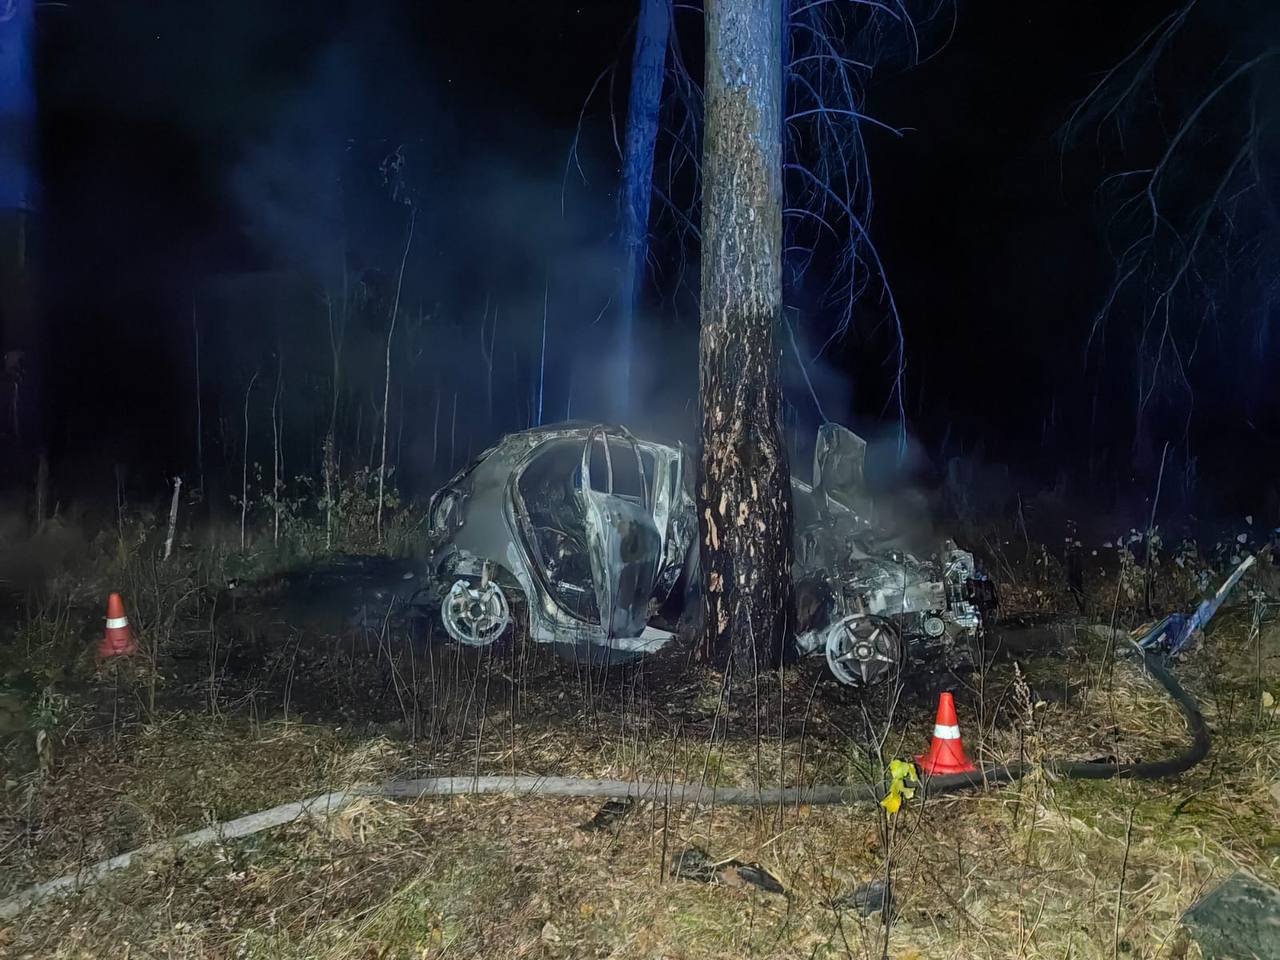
xmin=792 ymin=542 xmax=995 ymax=686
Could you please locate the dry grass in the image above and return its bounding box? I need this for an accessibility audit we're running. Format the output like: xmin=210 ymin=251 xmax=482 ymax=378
xmin=2 ymin=770 xmax=1263 ymax=959
xmin=2 ymin=549 xmax=1278 ymax=959
xmin=0 ymin=718 xmax=403 ymax=899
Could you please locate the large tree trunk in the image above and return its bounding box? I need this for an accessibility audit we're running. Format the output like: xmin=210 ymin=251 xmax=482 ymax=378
xmin=0 ymin=0 xmax=36 ymax=457
xmin=698 ymin=0 xmax=794 ymax=672
xmin=0 ymin=0 xmax=33 ymax=215
xmin=616 ymin=0 xmax=670 ymax=419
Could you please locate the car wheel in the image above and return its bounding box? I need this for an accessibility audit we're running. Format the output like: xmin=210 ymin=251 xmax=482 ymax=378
xmin=824 ymin=614 xmax=903 ymax=687
xmin=440 ymin=576 xmax=513 ymax=647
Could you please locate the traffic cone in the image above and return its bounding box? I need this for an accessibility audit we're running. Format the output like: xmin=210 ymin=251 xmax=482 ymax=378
xmin=916 ymin=691 xmax=977 ymax=775
xmin=97 ymin=593 xmax=138 ymax=658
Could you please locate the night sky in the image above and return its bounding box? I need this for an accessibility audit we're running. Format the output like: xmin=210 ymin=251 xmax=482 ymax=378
xmin=20 ymin=0 xmax=1280 ymax=519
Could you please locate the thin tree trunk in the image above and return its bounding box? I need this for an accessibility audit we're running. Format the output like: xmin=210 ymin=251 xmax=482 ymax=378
xmin=449 ymin=391 xmax=458 ymax=474
xmin=323 ymin=432 xmax=336 ymax=551
xmin=192 ymin=298 xmax=204 ymax=495
xmin=33 ymin=450 xmax=46 ymax=531
xmin=324 ymin=283 xmax=346 ymax=552
xmin=487 ymin=311 xmax=495 ymax=429
xmin=617 ymin=0 xmax=670 ymax=419
xmin=480 ymin=301 xmax=496 ymax=432
xmin=240 ymin=371 xmax=259 ymax=552
xmin=432 ymin=380 xmax=440 ymax=474
xmin=354 ymin=404 xmax=362 ymax=466
xmin=271 ymin=349 xmax=283 ymax=547
xmin=536 ymin=282 xmax=548 ymax=426
xmin=395 ymin=382 xmax=405 ymax=477
xmin=698 ymin=0 xmax=794 ymax=672
xmin=512 ymin=347 xmax=522 ymax=427
xmin=378 ymin=206 xmax=415 ymax=545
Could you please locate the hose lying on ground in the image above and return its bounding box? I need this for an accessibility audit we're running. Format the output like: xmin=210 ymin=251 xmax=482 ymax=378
xmin=906 ymin=647 xmax=1211 ymax=793
xmin=0 ymin=645 xmax=1208 ymax=922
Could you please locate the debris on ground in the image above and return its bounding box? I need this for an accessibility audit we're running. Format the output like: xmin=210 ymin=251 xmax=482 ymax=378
xmin=670 ymin=846 xmax=785 ymax=895
xmin=833 ymin=878 xmax=893 ymax=918
xmin=579 ymin=798 xmax=634 ymax=833
xmin=1181 ymin=870 xmax=1280 ymax=960
xmin=1140 ymin=555 xmax=1257 ymax=656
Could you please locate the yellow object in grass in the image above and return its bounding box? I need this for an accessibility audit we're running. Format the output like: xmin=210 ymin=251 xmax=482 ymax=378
xmin=880 ymin=759 xmax=919 ymax=815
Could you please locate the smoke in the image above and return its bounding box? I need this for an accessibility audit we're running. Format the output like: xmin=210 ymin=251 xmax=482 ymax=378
xmin=228 ymin=44 xmax=360 ymax=292
xmin=861 ymin=427 xmax=938 ymax=553
xmin=218 ymin=11 xmax=659 ymax=494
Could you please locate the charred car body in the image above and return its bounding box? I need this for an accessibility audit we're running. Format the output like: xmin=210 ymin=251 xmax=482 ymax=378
xmin=419 ymin=421 xmax=995 ymax=686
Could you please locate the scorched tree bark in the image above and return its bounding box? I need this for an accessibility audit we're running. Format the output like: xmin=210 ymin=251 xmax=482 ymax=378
xmin=698 ymin=0 xmax=794 ymax=673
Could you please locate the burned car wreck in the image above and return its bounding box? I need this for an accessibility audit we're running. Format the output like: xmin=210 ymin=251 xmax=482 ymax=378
xmin=417 ymin=421 xmax=995 ymax=687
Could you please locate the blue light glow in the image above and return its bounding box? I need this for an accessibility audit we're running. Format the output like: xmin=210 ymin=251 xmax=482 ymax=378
xmin=0 ymin=0 xmax=34 ymax=211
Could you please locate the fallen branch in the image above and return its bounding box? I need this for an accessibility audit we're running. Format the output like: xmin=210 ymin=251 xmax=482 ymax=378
xmin=162 ymin=476 xmax=182 ymax=561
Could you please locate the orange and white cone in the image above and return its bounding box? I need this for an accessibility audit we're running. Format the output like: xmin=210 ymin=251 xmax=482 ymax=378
xmin=916 ymin=691 xmax=977 ymax=775
xmin=97 ymin=593 xmax=138 ymax=658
